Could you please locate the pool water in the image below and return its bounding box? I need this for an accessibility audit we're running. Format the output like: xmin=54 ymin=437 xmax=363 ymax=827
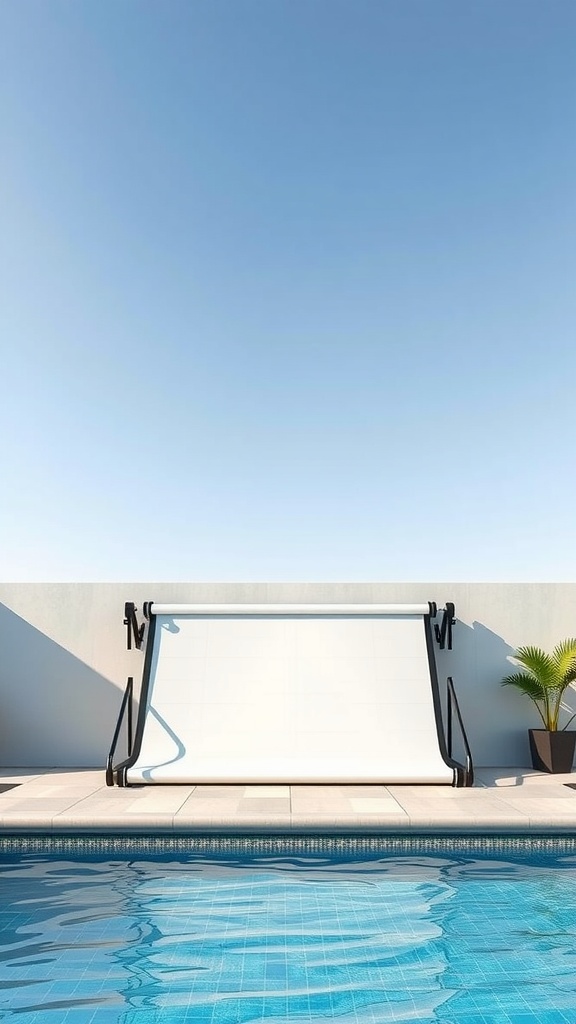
xmin=1 ymin=838 xmax=576 ymax=1023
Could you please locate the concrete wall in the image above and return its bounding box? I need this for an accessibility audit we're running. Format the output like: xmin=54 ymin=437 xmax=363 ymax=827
xmin=0 ymin=582 xmax=575 ymax=769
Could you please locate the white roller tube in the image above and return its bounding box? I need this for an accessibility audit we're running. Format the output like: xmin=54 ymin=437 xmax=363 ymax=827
xmin=149 ymin=602 xmax=434 ymax=617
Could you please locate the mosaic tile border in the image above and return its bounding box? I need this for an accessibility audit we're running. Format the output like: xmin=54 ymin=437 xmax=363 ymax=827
xmin=1 ymin=833 xmax=576 ymax=857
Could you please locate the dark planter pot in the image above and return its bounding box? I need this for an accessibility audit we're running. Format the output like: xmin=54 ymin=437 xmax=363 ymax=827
xmin=528 ymin=729 xmax=576 ymax=774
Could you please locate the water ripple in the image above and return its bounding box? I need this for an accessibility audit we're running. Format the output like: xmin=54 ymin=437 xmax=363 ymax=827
xmin=0 ymin=853 xmax=576 ymax=1022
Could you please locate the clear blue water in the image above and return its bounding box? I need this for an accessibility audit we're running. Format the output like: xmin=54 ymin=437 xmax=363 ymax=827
xmin=1 ymin=838 xmax=576 ymax=1023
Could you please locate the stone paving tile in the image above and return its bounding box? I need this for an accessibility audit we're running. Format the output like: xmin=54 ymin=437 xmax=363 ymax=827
xmin=43 ymin=770 xmax=107 ymax=784
xmin=0 ymin=784 xmax=103 ymax=799
xmin=291 ymin=785 xmax=390 ymax=798
xmin=349 ymin=798 xmax=404 ymax=813
xmin=176 ymin=798 xmax=245 ymax=814
xmin=53 ymin=813 xmax=177 ymax=831
xmin=493 ymin=787 xmax=576 ymax=802
xmin=495 ymin=796 xmax=576 ymax=817
xmin=0 ymin=812 xmax=68 ymax=828
xmin=0 ymin=768 xmax=575 ymax=833
xmin=66 ymin=796 xmax=189 ymax=818
xmin=0 ymin=797 xmax=90 ymax=813
xmin=243 ymin=786 xmax=291 ymax=798
xmin=75 ymin=795 xmax=192 ymax=815
xmin=475 ymin=768 xmax=574 ymax=788
xmin=387 ymin=785 xmax=473 ymax=800
xmin=526 ymin=818 xmax=576 ymax=830
xmin=396 ymin=795 xmax=530 ymax=813
xmin=240 ymin=799 xmax=291 ymax=812
xmin=0 ymin=769 xmax=52 ymax=782
xmin=391 ymin=794 xmax=533 ymax=828
xmin=173 ymin=814 xmax=293 ymax=831
xmin=190 ymin=786 xmax=242 ymax=799
xmin=216 ymin=812 xmax=293 ymax=823
xmin=290 ymin=815 xmax=410 ymax=830
xmin=85 ymin=785 xmax=194 ymax=798
xmin=290 ymin=799 xmax=353 ymax=813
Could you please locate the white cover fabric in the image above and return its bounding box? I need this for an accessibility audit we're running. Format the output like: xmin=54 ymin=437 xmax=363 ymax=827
xmin=126 ymin=609 xmax=453 ymax=785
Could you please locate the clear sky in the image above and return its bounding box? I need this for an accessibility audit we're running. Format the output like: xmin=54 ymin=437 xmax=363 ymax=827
xmin=1 ymin=1 xmax=575 ymax=582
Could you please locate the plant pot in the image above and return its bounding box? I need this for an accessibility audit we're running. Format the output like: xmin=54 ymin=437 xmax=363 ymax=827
xmin=528 ymin=729 xmax=576 ymax=774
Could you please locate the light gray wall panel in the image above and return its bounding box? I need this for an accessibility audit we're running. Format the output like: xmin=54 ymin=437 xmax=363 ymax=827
xmin=0 ymin=582 xmax=575 ymax=768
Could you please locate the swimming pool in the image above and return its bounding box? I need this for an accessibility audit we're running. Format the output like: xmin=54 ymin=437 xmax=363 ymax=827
xmin=1 ymin=835 xmax=576 ymax=1023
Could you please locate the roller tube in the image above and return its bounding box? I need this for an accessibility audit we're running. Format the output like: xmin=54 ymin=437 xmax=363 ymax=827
xmin=148 ymin=603 xmax=435 ymax=617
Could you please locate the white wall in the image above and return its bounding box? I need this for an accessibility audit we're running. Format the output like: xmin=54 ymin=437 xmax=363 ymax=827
xmin=0 ymin=582 xmax=575 ymax=768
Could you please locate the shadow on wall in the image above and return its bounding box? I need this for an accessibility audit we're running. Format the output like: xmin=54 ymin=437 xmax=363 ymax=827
xmin=0 ymin=603 xmax=125 ymax=768
xmin=437 ymin=619 xmax=515 ymax=768
xmin=437 ymin=619 xmax=576 ymax=769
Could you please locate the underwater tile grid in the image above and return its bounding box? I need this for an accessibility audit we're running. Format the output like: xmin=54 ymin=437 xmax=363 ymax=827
xmin=2 ymin=834 xmax=576 ymax=1023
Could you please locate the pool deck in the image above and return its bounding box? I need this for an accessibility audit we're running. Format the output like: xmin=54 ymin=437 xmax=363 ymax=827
xmin=1 ymin=767 xmax=576 ymax=833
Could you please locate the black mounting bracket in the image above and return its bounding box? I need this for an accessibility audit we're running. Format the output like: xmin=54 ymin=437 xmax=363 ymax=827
xmin=123 ymin=602 xmax=145 ymax=651
xmin=434 ymin=602 xmax=455 ymax=650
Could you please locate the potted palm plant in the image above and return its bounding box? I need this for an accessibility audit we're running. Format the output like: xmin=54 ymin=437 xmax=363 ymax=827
xmin=501 ymin=639 xmax=576 ymax=773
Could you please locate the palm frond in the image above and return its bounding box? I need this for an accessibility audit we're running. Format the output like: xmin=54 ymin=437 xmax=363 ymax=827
xmin=552 ymin=638 xmax=576 ymax=686
xmin=501 ymin=671 xmax=547 ymax=701
xmin=501 ymin=639 xmax=576 ymax=730
xmin=513 ymin=646 xmax=557 ymax=689
xmin=502 ymin=671 xmax=551 ymax=727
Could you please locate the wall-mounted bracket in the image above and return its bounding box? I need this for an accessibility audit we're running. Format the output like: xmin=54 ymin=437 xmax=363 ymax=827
xmin=123 ymin=602 xmax=145 ymax=651
xmin=434 ymin=602 xmax=456 ymax=650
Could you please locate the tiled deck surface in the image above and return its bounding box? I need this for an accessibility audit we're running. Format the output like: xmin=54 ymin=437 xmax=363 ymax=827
xmin=1 ymin=768 xmax=576 ymax=832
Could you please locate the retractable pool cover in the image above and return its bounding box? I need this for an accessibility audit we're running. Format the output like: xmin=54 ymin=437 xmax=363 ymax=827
xmin=114 ymin=602 xmax=465 ymax=786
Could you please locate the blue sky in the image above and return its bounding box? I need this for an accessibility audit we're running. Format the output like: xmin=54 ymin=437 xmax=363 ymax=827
xmin=1 ymin=1 xmax=575 ymax=581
